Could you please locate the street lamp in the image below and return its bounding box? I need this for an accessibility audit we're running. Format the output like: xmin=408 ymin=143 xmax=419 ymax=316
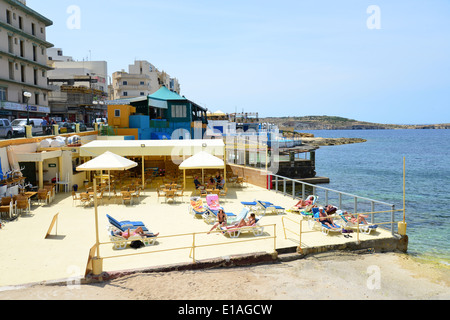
xmin=23 ymin=91 xmax=32 ymax=125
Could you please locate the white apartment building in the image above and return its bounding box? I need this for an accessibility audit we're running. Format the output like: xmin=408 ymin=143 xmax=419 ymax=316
xmin=111 ymin=60 xmax=180 ymax=100
xmin=0 ymin=0 xmax=53 ymax=120
xmin=47 ymin=48 xmax=108 ymax=123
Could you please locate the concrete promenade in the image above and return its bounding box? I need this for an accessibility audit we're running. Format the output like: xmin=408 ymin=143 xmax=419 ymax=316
xmin=0 ymin=184 xmax=400 ymax=287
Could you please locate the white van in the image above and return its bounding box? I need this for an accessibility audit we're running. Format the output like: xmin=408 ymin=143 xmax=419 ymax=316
xmin=11 ymin=118 xmax=46 ymax=137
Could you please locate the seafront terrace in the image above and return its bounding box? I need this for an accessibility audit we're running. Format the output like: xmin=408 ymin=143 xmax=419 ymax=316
xmin=0 ymin=182 xmax=403 ymax=288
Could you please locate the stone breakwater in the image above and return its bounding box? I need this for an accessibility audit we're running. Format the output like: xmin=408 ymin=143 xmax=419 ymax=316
xmin=301 ymin=137 xmax=367 ymax=147
xmin=281 ymin=131 xmax=367 ymax=147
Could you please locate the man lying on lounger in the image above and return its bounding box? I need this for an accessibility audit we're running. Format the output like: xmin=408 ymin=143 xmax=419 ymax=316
xmin=318 ymin=207 xmax=340 ymax=230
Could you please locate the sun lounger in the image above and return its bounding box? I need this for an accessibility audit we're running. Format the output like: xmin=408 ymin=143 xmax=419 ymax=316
xmin=108 ymin=230 xmax=157 ymax=250
xmin=241 ymin=200 xmax=273 ymax=212
xmin=203 ymin=207 xmax=236 ymax=224
xmin=189 ymin=196 xmax=207 ymax=217
xmin=106 ymin=214 xmax=148 ymax=232
xmin=220 ymin=216 xmax=264 ymax=238
xmin=226 ymin=207 xmax=250 ymax=225
xmin=312 ymin=210 xmax=342 ymax=235
xmin=338 ymin=210 xmax=378 ymax=234
xmin=291 ymin=195 xmax=318 ymax=213
xmin=255 ymin=200 xmax=284 ymax=215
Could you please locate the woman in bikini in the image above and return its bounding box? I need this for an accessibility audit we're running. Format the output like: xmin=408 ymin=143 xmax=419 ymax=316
xmin=207 ymin=208 xmax=227 ymax=234
xmin=119 ymin=227 xmax=159 ymax=239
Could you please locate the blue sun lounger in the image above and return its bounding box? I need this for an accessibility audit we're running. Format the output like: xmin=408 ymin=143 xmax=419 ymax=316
xmin=312 ymin=210 xmax=342 ymax=235
xmin=106 ymin=214 xmax=149 ymax=232
xmin=203 ymin=206 xmax=236 ymax=224
xmin=255 ymin=200 xmax=284 ymax=215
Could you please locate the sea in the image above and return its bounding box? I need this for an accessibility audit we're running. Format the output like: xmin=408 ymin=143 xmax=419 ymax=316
xmin=296 ymin=129 xmax=450 ymax=267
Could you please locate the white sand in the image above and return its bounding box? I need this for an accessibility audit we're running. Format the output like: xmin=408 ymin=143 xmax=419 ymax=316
xmin=1 ymin=252 xmax=448 ymax=300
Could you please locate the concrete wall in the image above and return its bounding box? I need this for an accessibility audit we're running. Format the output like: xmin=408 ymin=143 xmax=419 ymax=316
xmin=227 ymin=164 xmax=268 ymax=189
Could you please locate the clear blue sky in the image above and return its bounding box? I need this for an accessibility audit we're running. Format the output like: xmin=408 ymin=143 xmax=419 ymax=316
xmin=28 ymin=0 xmax=450 ymax=124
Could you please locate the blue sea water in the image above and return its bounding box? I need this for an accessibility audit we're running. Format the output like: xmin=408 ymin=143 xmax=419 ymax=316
xmin=297 ymin=129 xmax=450 ymax=266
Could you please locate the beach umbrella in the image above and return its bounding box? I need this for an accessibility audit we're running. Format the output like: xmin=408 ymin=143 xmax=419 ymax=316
xmin=179 ymin=151 xmax=225 ymax=187
xmin=76 ymin=151 xmax=138 ymax=272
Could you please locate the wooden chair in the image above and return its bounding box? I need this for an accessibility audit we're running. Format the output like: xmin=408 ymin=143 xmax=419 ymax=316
xmin=219 ymin=186 xmax=228 ymax=198
xmin=0 ymin=197 xmax=13 ymax=219
xmin=80 ymin=193 xmax=91 ymax=206
xmin=72 ymin=191 xmax=81 ymax=206
xmin=121 ymin=191 xmax=132 ymax=205
xmin=43 ymin=185 xmax=55 ymax=203
xmin=156 ymin=188 xmax=165 ymax=202
xmin=165 ymin=190 xmax=175 ymax=203
xmin=37 ymin=189 xmax=50 ymax=205
xmin=131 ymin=188 xmax=141 ymax=204
xmin=15 ymin=198 xmax=30 ymax=215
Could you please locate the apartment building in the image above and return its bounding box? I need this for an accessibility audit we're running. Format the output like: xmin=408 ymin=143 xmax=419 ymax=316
xmin=111 ymin=60 xmax=180 ymax=100
xmin=47 ymin=48 xmax=108 ymax=123
xmin=0 ymin=0 xmax=53 ymax=120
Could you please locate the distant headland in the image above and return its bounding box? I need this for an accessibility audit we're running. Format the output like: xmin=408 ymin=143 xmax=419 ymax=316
xmin=261 ymin=115 xmax=450 ymax=130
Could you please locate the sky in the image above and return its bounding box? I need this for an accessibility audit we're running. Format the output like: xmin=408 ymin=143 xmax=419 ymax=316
xmin=27 ymin=0 xmax=450 ymax=124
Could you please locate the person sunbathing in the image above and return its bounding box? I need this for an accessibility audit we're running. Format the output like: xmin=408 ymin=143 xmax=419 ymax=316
xmin=318 ymin=207 xmax=340 ymax=229
xmin=342 ymin=211 xmax=369 ymax=225
xmin=117 ymin=227 xmax=159 ymax=239
xmin=294 ymin=196 xmax=314 ymax=208
xmin=207 ymin=209 xmax=227 ymax=234
xmin=325 ymin=205 xmax=337 ymax=214
xmin=225 ymin=213 xmax=257 ymax=230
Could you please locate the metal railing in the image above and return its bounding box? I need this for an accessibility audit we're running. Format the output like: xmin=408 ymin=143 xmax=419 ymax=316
xmin=282 ymin=209 xmax=404 ymax=251
xmin=93 ymin=224 xmax=277 ymax=267
xmin=269 ymin=173 xmax=399 ymax=234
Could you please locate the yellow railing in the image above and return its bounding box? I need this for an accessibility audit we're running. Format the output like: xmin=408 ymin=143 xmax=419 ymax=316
xmin=92 ymin=224 xmax=277 ymax=270
xmin=282 ymin=209 xmax=405 ymax=250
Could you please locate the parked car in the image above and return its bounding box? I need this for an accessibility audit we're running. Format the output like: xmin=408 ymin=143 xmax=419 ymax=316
xmin=57 ymin=122 xmax=73 ymax=134
xmin=0 ymin=119 xmax=13 ymax=139
xmin=58 ymin=122 xmax=87 ymax=134
xmin=70 ymin=122 xmax=87 ymax=132
xmin=11 ymin=118 xmax=47 ymax=137
xmin=92 ymin=118 xmax=107 ymax=127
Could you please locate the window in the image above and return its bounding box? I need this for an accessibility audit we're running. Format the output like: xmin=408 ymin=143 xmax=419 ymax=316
xmin=20 ymin=65 xmax=25 ymax=83
xmin=140 ymin=81 xmax=145 ymax=85
xmin=34 ymin=69 xmax=38 ymax=85
xmin=33 ymin=46 xmax=37 ymax=62
xmin=114 ymin=109 xmax=121 ymax=117
xmin=35 ymin=93 xmax=39 ymax=105
xmin=140 ymin=92 xmax=145 ymax=96
xmin=31 ymin=23 xmax=36 ymax=36
xmin=20 ymin=40 xmax=24 ymax=57
xmin=0 ymin=88 xmax=7 ymax=101
xmin=8 ymin=62 xmax=14 ymax=80
xmin=6 ymin=10 xmax=11 ymax=24
xmin=19 ymin=16 xmax=23 ymax=29
xmin=8 ymin=36 xmax=13 ymax=54
xmin=171 ymin=105 xmax=187 ymax=118
xmin=122 ymin=81 xmax=128 ymax=85
xmin=123 ymin=92 xmax=128 ymax=96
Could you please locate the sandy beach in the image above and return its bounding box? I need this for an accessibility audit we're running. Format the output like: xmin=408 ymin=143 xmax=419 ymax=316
xmin=1 ymin=252 xmax=448 ymax=300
